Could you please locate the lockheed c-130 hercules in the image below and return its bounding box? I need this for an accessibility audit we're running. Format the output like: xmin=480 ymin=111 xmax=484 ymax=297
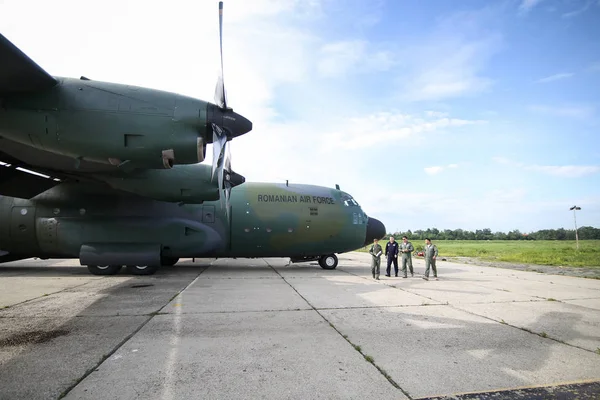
xmin=0 ymin=2 xmax=386 ymax=275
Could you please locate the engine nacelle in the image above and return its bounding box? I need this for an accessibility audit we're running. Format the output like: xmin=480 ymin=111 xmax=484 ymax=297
xmin=96 ymin=163 xmax=219 ymax=203
xmin=0 ymin=78 xmax=210 ymax=170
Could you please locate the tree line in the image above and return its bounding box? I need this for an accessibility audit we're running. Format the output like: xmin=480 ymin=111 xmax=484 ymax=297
xmin=387 ymin=226 xmax=600 ymax=241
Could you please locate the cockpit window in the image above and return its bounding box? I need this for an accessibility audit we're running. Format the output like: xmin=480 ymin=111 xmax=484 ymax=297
xmin=341 ymin=194 xmax=360 ymax=207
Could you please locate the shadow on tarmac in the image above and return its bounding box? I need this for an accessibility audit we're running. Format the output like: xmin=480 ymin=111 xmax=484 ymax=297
xmin=0 ymin=259 xmax=598 ymax=399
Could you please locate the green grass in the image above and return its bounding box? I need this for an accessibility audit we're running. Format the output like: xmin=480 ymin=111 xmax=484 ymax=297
xmin=359 ymin=240 xmax=600 ymax=268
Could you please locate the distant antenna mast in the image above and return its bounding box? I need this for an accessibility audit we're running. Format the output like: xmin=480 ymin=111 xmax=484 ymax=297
xmin=569 ymin=205 xmax=581 ymax=250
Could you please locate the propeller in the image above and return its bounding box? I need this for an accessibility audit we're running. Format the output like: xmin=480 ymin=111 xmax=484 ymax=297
xmin=214 ymin=1 xmax=227 ymax=110
xmin=208 ymin=1 xmax=248 ymax=217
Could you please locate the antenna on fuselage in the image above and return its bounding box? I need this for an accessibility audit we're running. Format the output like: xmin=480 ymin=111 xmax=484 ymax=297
xmin=335 ymin=184 xmax=340 ymax=190
xmin=286 ymin=180 xmax=289 ymax=187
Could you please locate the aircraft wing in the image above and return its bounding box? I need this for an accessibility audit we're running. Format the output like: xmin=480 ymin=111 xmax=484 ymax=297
xmin=0 ymin=149 xmax=68 ymax=199
xmin=0 ymin=146 xmax=82 ymax=199
xmin=0 ymin=33 xmax=57 ymax=93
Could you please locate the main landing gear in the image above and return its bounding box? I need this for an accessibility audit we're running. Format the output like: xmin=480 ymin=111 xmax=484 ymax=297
xmin=87 ymin=265 xmax=122 ymax=275
xmin=318 ymin=254 xmax=338 ymax=270
xmin=86 ymin=256 xmax=178 ymax=276
xmin=86 ymin=264 xmax=160 ymax=276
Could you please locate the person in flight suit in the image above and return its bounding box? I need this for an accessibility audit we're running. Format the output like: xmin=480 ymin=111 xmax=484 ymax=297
xmin=369 ymin=238 xmax=383 ymax=280
xmin=400 ymin=235 xmax=414 ymax=278
xmin=385 ymin=236 xmax=399 ymax=277
xmin=423 ymin=238 xmax=438 ymax=281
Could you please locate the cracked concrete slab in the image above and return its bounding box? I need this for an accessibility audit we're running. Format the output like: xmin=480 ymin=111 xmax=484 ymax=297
xmin=288 ymin=275 xmax=442 ymax=309
xmin=320 ymin=305 xmax=600 ymax=399
xmin=63 ymin=311 xmax=406 ymax=400
xmin=1 ymin=254 xmax=599 ymax=400
xmin=456 ymin=300 xmax=600 ymax=352
xmin=561 ymin=298 xmax=600 ymax=311
xmin=161 ymin=277 xmax=311 ymax=314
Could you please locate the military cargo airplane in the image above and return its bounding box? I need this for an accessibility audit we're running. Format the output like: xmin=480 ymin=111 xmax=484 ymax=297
xmin=0 ymin=2 xmax=386 ymax=275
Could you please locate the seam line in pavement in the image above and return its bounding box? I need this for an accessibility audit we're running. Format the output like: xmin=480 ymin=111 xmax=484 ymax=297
xmin=338 ymin=267 xmax=582 ymax=306
xmin=0 ymin=278 xmax=103 ymax=310
xmin=339 ymin=268 xmax=445 ymax=305
xmin=343 ymin=260 xmax=600 ymax=355
xmin=449 ymin=304 xmax=600 ymax=355
xmin=57 ymin=269 xmax=206 ymax=399
xmin=341 ymin=258 xmax=600 ymax=355
xmin=264 ymin=259 xmax=413 ymax=399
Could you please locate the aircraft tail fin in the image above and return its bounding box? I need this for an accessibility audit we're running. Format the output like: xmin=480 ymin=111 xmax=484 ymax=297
xmin=0 ymin=33 xmax=57 ymax=94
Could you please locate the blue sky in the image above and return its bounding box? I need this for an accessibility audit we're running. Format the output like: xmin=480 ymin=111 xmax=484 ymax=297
xmin=1 ymin=0 xmax=598 ymax=233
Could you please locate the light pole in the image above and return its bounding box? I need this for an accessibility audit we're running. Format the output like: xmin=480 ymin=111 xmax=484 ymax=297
xmin=569 ymin=206 xmax=581 ymax=250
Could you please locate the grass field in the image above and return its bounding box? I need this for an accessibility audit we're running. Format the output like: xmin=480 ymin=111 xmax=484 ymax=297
xmin=358 ymin=240 xmax=600 ymax=268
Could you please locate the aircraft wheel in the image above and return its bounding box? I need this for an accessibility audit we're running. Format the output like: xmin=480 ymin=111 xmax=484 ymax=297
xmin=319 ymin=254 xmax=338 ymax=270
xmin=87 ymin=265 xmax=122 ymax=275
xmin=125 ymin=264 xmax=159 ymax=275
xmin=161 ymin=256 xmax=179 ymax=266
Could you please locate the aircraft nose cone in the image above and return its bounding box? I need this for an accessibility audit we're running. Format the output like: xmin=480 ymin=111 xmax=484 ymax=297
xmin=364 ymin=217 xmax=386 ymax=246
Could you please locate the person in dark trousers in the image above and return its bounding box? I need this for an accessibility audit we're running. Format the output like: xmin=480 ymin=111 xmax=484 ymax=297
xmin=385 ymin=236 xmax=399 ymax=277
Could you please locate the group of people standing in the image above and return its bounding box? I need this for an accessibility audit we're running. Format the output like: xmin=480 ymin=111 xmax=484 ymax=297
xmin=369 ymin=236 xmax=438 ymax=281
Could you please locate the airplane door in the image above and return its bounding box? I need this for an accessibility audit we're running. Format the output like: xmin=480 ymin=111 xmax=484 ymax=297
xmin=10 ymin=206 xmax=39 ymax=253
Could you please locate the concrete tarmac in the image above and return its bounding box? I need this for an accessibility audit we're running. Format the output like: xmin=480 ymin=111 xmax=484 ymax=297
xmin=0 ymin=254 xmax=599 ymax=399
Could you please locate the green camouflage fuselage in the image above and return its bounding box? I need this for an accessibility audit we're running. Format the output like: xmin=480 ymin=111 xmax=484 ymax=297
xmin=0 ymin=180 xmax=372 ymax=260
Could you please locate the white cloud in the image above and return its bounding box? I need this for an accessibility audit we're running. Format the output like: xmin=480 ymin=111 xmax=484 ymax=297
xmin=492 ymin=156 xmax=525 ymax=167
xmin=526 ymin=165 xmax=600 ymax=177
xmin=534 ymin=73 xmax=574 ymax=83
xmin=492 ymin=156 xmax=511 ymax=165
xmin=529 ymin=104 xmax=595 ymax=119
xmin=424 ymin=166 xmax=444 ymax=175
xmin=355 ymin=186 xmax=536 ymax=232
xmin=519 ymin=0 xmax=545 ymax=13
xmin=562 ymin=1 xmax=593 ymax=18
xmin=424 ymin=164 xmax=459 ymax=175
xmin=317 ymin=40 xmax=393 ymax=77
xmin=425 ymin=111 xmax=450 ymax=118
xmin=492 ymin=158 xmax=600 ymax=178
xmin=588 ymin=61 xmax=600 ymax=72
xmin=396 ymin=9 xmax=503 ymax=102
xmin=322 ymin=112 xmax=486 ymax=150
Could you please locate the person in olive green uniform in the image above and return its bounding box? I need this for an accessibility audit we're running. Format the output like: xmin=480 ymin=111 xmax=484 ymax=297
xmin=369 ymin=238 xmax=383 ymax=280
xmin=423 ymin=238 xmax=438 ymax=281
xmin=400 ymin=236 xmax=414 ymax=278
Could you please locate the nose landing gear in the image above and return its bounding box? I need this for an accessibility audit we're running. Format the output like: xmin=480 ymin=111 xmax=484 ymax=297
xmin=318 ymin=254 xmax=338 ymax=270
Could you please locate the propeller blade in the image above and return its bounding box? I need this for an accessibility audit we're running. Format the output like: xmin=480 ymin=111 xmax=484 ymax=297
xmin=211 ymin=124 xmax=227 ymax=181
xmin=224 ymin=138 xmax=232 ymax=173
xmin=225 ymin=183 xmax=231 ymax=220
xmin=214 ymin=1 xmax=227 ymax=109
xmin=218 ymin=162 xmax=225 ymax=210
xmin=214 ymin=76 xmax=226 ymax=110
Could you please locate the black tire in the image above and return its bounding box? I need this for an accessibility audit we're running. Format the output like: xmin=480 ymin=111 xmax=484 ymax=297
xmin=87 ymin=265 xmax=121 ymax=275
xmin=161 ymin=256 xmax=179 ymax=266
xmin=125 ymin=264 xmax=159 ymax=275
xmin=318 ymin=254 xmax=338 ymax=270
